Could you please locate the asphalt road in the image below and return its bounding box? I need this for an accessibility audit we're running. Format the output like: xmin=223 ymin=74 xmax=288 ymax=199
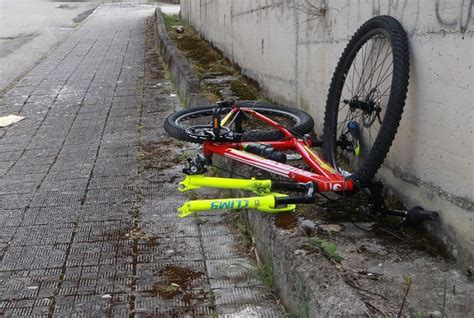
xmin=0 ymin=1 xmax=180 ymax=95
xmin=0 ymin=0 xmax=102 ymax=94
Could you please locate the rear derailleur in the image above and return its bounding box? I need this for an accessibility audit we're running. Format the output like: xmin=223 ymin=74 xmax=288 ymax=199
xmin=182 ymin=154 xmax=210 ymax=175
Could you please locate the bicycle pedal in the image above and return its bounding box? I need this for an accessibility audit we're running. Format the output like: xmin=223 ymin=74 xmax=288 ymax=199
xmin=403 ymin=206 xmax=440 ymax=227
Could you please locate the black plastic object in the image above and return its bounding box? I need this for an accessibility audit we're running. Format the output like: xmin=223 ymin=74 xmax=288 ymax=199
xmin=403 ymin=206 xmax=440 ymax=227
xmin=244 ymin=144 xmax=287 ymax=163
xmin=274 ymin=182 xmax=316 ymax=205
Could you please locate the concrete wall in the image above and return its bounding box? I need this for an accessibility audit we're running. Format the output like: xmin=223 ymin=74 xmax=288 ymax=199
xmin=180 ymin=0 xmax=474 ymax=267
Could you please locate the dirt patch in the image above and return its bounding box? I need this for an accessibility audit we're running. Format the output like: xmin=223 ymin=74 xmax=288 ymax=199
xmin=156 ymin=265 xmax=204 ymax=289
xmin=145 ymin=265 xmax=208 ymax=307
xmin=274 ymin=213 xmax=298 ymax=230
xmin=102 ymin=227 xmax=157 ymax=244
xmin=139 ymin=140 xmax=184 ymax=170
xmin=146 ymin=17 xmax=166 ymax=80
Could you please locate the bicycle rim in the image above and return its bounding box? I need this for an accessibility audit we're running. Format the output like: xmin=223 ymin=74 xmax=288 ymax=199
xmin=323 ymin=16 xmax=409 ymax=185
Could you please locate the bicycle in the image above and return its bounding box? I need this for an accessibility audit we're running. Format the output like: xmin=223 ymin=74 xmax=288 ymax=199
xmin=164 ymin=16 xmax=439 ymax=228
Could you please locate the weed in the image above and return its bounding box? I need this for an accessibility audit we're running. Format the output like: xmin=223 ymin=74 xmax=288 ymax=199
xmin=440 ymin=275 xmax=448 ymax=318
xmin=165 ymin=70 xmax=176 ymax=84
xmin=229 ymin=211 xmax=252 ymax=249
xmin=409 ymin=309 xmax=423 ymax=318
xmin=177 ymin=151 xmax=190 ymax=163
xmin=172 ymin=139 xmax=186 ymax=148
xmin=398 ymin=275 xmax=413 ymax=317
xmin=294 ymin=273 xmax=310 ymax=318
xmin=178 ymin=94 xmax=187 ymax=107
xmin=256 ymin=263 xmax=274 ymax=289
xmin=309 ymin=236 xmax=344 ymax=262
xmin=134 ymin=188 xmax=144 ymax=200
xmin=162 ymin=14 xmax=181 ymax=31
xmin=131 ymin=202 xmax=141 ymax=210
xmin=136 ymin=151 xmax=144 ymax=161
xmin=195 ymin=216 xmax=205 ymax=225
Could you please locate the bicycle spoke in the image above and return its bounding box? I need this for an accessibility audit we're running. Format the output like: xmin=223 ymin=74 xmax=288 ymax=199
xmin=356 ymin=42 xmax=391 ymax=98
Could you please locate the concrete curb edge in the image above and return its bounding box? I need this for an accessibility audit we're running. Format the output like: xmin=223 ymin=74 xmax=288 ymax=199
xmin=154 ymin=8 xmax=208 ymax=107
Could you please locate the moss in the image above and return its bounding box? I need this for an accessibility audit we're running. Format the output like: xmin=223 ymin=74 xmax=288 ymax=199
xmin=206 ymin=64 xmax=235 ymax=75
xmin=230 ymin=79 xmax=260 ymax=100
xmin=163 ymin=14 xmax=262 ymax=102
xmin=196 ymin=64 xmax=235 ymax=77
xmin=203 ymin=83 xmax=223 ymax=99
xmin=163 ymin=14 xmax=181 ymax=31
xmin=205 ymin=92 xmax=221 ymax=103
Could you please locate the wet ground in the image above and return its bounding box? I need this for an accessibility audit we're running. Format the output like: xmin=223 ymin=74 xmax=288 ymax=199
xmin=0 ymin=1 xmax=284 ymax=316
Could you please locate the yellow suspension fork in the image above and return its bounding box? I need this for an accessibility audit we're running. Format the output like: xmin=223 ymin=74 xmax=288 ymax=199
xmin=178 ymin=174 xmax=273 ymax=195
xmin=176 ymin=175 xmax=315 ymax=218
xmin=177 ymin=193 xmax=295 ymax=218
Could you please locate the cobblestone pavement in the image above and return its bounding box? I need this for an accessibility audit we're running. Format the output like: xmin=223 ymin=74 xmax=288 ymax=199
xmin=0 ymin=2 xmax=283 ymax=317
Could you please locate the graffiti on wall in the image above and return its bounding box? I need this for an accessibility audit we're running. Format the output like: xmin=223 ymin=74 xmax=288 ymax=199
xmin=372 ymin=0 xmax=472 ymax=33
xmin=435 ymin=0 xmax=473 ymax=32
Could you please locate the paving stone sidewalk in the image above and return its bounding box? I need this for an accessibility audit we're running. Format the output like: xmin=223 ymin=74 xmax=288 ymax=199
xmin=0 ymin=2 xmax=283 ymax=317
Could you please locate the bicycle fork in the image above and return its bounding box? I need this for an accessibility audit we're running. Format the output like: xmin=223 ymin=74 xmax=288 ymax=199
xmin=176 ymin=175 xmax=315 ymax=218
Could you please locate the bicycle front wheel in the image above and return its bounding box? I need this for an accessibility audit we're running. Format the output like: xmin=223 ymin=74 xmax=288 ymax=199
xmin=322 ymin=15 xmax=409 ymax=186
xmin=164 ymin=101 xmax=314 ymax=143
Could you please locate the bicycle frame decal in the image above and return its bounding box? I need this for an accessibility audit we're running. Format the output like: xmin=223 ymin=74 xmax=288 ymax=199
xmin=211 ymin=199 xmax=249 ymax=209
xmin=303 ymin=146 xmax=336 ymax=174
xmin=177 ymin=194 xmax=295 ymax=218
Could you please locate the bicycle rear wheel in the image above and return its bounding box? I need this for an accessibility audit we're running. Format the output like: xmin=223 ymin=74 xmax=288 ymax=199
xmin=322 ymin=15 xmax=409 ymax=186
xmin=164 ymin=101 xmax=314 ymax=143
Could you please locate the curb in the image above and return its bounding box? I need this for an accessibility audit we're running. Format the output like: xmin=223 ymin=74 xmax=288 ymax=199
xmin=154 ymin=8 xmax=209 ymax=107
xmin=153 ymin=8 xmax=367 ymax=316
xmin=243 ymin=209 xmax=367 ymax=316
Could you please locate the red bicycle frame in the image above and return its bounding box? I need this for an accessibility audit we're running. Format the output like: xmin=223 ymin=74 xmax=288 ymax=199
xmin=201 ymin=107 xmax=355 ymax=193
